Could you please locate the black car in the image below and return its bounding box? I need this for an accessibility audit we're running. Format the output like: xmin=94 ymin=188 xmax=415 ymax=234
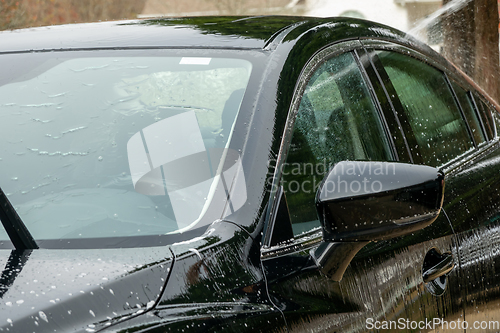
xmin=0 ymin=16 xmax=499 ymax=333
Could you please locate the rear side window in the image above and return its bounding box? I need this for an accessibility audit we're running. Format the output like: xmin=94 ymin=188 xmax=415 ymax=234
xmin=472 ymin=94 xmax=495 ymax=140
xmin=377 ymin=51 xmax=473 ymax=167
xmin=450 ymin=81 xmax=486 ymax=145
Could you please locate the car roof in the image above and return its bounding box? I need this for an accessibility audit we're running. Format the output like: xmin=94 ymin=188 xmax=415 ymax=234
xmin=0 ymin=15 xmax=429 ymax=54
xmin=4 ymin=15 xmax=496 ymax=109
xmin=0 ymin=16 xmax=304 ymax=52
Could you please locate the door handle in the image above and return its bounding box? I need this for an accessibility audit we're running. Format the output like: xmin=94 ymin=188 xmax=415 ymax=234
xmin=422 ymin=252 xmax=454 ymax=283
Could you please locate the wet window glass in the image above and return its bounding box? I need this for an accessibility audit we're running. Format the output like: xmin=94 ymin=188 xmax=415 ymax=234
xmin=450 ymin=81 xmax=486 ymax=145
xmin=0 ymin=53 xmax=252 ymax=246
xmin=377 ymin=51 xmax=473 ymax=167
xmin=472 ymin=94 xmax=495 ymax=140
xmin=283 ymin=52 xmax=393 ymax=236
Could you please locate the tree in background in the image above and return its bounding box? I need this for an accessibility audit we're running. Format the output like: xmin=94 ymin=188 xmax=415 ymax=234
xmin=0 ymin=0 xmax=146 ymax=30
xmin=442 ymin=0 xmax=500 ymax=102
xmin=0 ymin=0 xmax=27 ymax=30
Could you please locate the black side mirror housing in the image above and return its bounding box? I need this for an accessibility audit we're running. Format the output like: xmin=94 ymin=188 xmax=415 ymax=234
xmin=312 ymin=161 xmax=444 ymax=281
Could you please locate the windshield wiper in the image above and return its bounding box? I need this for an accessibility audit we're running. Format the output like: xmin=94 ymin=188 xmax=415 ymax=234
xmin=0 ymin=187 xmax=38 ymax=250
xmin=0 ymin=249 xmax=32 ymax=298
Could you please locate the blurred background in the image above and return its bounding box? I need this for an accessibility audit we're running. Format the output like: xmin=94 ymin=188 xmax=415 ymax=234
xmin=0 ymin=0 xmax=499 ymax=102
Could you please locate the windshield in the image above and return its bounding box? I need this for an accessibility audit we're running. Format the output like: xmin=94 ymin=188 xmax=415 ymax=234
xmin=0 ymin=51 xmax=252 ymax=248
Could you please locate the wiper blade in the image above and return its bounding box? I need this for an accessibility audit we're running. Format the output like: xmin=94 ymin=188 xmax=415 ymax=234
xmin=0 ymin=249 xmax=32 ymax=298
xmin=0 ymin=187 xmax=38 ymax=250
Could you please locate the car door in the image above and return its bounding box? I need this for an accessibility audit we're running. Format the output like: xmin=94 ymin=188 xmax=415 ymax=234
xmin=370 ymin=44 xmax=500 ymax=332
xmin=261 ymin=41 xmax=463 ymax=332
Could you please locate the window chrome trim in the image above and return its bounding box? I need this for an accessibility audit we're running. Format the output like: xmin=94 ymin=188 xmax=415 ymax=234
xmin=261 ymin=229 xmax=322 ymax=260
xmin=442 ymin=137 xmax=500 ymax=177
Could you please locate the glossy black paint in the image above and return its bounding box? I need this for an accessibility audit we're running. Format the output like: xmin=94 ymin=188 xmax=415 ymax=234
xmin=259 ymin=19 xmax=499 ymax=333
xmin=1 ymin=15 xmax=500 ymax=333
xmin=0 ymin=246 xmax=173 ymax=332
xmin=308 ymin=161 xmax=445 ymax=282
xmin=105 ymin=220 xmax=286 ymax=332
xmin=436 ymin=137 xmax=500 ymax=326
xmin=0 ymin=17 xmax=297 ymax=52
xmin=317 ymin=161 xmax=444 ymax=242
xmin=312 ymin=241 xmax=369 ymax=281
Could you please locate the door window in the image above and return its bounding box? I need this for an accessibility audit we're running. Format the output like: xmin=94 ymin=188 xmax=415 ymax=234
xmin=283 ymin=51 xmax=393 ymax=236
xmin=376 ymin=51 xmax=473 ymax=166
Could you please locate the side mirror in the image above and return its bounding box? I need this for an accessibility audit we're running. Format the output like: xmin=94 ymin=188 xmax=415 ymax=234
xmin=312 ymin=161 xmax=444 ymax=281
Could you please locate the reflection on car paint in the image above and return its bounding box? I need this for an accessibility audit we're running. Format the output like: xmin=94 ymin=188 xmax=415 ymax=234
xmin=1 ymin=15 xmax=500 ymax=333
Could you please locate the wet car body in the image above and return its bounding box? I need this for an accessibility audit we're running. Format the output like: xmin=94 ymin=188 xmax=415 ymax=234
xmin=0 ymin=16 xmax=499 ymax=333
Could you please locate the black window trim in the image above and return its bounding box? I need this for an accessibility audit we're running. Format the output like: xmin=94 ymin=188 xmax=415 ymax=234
xmin=363 ymin=47 xmax=416 ymax=164
xmin=446 ymin=77 xmax=490 ymax=148
xmin=470 ymin=92 xmax=496 ymax=141
xmin=362 ymin=40 xmax=499 ymax=170
xmin=467 ymin=90 xmax=489 ymax=143
xmin=360 ymin=40 xmax=498 ymax=141
xmin=444 ymin=73 xmax=478 ymax=148
xmin=261 ymin=40 xmax=395 ymax=256
xmin=261 ymin=39 xmax=500 ymax=258
xmin=262 ymin=40 xmax=362 ymax=253
xmin=353 ymin=48 xmax=400 ymax=161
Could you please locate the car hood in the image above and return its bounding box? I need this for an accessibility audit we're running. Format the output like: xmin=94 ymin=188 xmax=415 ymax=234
xmin=0 ymin=246 xmax=173 ymax=333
